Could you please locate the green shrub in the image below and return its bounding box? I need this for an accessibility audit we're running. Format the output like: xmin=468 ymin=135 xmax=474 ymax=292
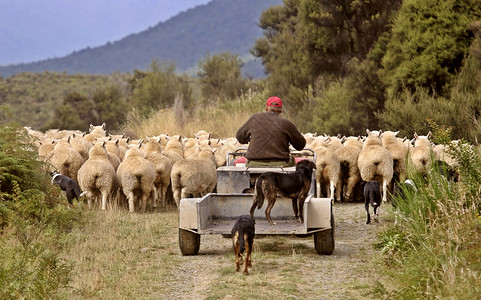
xmin=0 ymin=118 xmax=81 ymax=299
xmin=375 ymin=126 xmax=481 ymax=298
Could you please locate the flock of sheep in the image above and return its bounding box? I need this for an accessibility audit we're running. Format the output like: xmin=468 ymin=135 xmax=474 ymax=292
xmin=27 ymin=123 xmax=460 ymax=212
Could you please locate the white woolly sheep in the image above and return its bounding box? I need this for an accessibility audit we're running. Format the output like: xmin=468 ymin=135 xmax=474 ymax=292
xmin=194 ymin=130 xmax=211 ymax=140
xmin=84 ymin=123 xmax=107 ymax=142
xmin=44 ymin=129 xmax=64 ymax=140
xmin=433 ymin=143 xmax=458 ymax=168
xmin=306 ymin=136 xmax=328 ymax=151
xmin=142 ymin=138 xmax=173 ymax=208
xmin=171 ymin=147 xmax=217 ymax=209
xmin=104 ymin=139 xmax=122 ymax=170
xmin=302 ymin=132 xmax=318 ymax=146
xmin=163 ymin=135 xmax=184 ymax=165
xmin=116 ymin=146 xmax=157 ymax=212
xmin=358 ymin=129 xmax=394 ymax=203
xmin=69 ymin=133 xmax=92 ymax=161
xmin=182 ymin=137 xmax=198 ymax=159
xmin=381 ymin=130 xmax=408 ymax=186
xmin=411 ymin=132 xmax=433 ymax=176
xmin=215 ymin=139 xmax=239 ymax=167
xmin=47 ymin=138 xmax=85 ymax=183
xmin=77 ymin=142 xmax=116 ymax=210
xmin=38 ymin=139 xmax=57 ymax=159
xmin=324 ymin=134 xmax=344 ymax=152
xmin=312 ymin=145 xmax=340 ymax=200
xmin=334 ymin=136 xmax=363 ymax=201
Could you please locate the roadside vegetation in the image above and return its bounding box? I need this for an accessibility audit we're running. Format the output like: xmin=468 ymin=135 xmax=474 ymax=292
xmin=374 ymin=127 xmax=481 ymax=299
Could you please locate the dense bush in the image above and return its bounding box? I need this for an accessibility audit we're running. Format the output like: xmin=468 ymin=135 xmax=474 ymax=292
xmin=0 ymin=117 xmax=81 ymax=299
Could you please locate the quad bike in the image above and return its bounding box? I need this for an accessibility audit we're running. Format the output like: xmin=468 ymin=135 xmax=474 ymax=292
xmin=178 ymin=148 xmax=335 ymax=255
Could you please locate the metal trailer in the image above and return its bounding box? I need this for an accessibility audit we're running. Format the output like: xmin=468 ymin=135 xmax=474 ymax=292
xmin=178 ymin=149 xmax=335 ymax=255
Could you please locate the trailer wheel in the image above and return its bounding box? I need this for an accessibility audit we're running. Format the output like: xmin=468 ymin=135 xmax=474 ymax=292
xmin=179 ymin=228 xmax=200 ymax=255
xmin=314 ymin=214 xmax=335 ymax=255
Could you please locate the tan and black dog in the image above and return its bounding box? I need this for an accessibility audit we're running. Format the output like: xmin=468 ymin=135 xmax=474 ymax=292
xmin=231 ymin=215 xmax=255 ymax=275
xmin=250 ymin=159 xmax=316 ymax=225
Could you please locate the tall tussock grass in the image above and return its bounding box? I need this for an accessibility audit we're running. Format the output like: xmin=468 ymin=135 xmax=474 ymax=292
xmin=122 ymin=89 xmax=268 ymax=139
xmin=375 ymin=136 xmax=481 ymax=299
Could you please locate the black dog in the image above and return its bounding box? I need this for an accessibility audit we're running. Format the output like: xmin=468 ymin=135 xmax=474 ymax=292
xmin=364 ymin=180 xmax=381 ymax=224
xmin=50 ymin=171 xmax=83 ymax=204
xmin=250 ymin=159 xmax=316 ymax=225
xmin=231 ymin=215 xmax=255 ymax=275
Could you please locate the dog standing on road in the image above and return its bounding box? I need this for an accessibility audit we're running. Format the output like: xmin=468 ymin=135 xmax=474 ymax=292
xmin=250 ymin=159 xmax=316 ymax=225
xmin=50 ymin=171 xmax=84 ymax=204
xmin=231 ymin=215 xmax=255 ymax=275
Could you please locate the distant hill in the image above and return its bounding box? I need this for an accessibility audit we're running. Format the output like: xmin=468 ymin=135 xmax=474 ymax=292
xmin=0 ymin=0 xmax=283 ymax=78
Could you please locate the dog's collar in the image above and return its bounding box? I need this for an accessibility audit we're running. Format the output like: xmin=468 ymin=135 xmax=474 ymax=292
xmin=51 ymin=173 xmax=61 ymax=185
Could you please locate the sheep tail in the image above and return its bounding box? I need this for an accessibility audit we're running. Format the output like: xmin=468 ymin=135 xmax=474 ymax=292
xmin=171 ymin=169 xmax=181 ymax=191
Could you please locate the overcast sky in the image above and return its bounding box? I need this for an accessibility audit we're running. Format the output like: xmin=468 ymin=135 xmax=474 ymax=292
xmin=0 ymin=0 xmax=212 ymax=65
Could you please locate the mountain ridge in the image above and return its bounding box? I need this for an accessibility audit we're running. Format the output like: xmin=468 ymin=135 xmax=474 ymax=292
xmin=0 ymin=0 xmax=283 ymax=78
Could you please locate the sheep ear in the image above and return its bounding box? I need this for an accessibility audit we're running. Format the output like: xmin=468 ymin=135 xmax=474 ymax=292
xmin=394 ymin=131 xmax=399 ymax=136
xmin=366 ymin=129 xmax=371 ymax=135
xmin=102 ymin=122 xmax=106 ymax=130
xmin=414 ymin=132 xmax=419 ymax=139
xmin=102 ymin=141 xmax=106 ymax=148
xmin=115 ymin=139 xmax=119 ymax=145
xmin=178 ymin=135 xmax=182 ymax=141
xmin=126 ymin=137 xmax=130 ymax=143
xmin=212 ymin=148 xmax=217 ymax=154
xmin=427 ymin=131 xmax=432 ymax=139
xmin=378 ymin=130 xmax=382 ymax=136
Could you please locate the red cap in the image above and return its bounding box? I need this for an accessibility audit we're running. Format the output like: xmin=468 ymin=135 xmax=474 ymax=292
xmin=266 ymin=96 xmax=282 ymax=108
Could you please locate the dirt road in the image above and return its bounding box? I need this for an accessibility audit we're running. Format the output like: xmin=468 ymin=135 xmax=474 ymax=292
xmin=164 ymin=202 xmax=390 ymax=300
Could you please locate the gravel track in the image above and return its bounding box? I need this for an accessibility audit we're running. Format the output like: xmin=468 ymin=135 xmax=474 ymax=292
xmin=164 ymin=202 xmax=390 ymax=300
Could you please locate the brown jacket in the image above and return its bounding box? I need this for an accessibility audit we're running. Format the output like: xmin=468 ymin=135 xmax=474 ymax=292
xmin=236 ymin=111 xmax=306 ymax=161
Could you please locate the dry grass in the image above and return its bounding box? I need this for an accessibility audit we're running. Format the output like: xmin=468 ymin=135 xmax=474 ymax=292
xmin=58 ymin=204 xmax=180 ymax=299
xmin=122 ymin=90 xmax=267 ymax=139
